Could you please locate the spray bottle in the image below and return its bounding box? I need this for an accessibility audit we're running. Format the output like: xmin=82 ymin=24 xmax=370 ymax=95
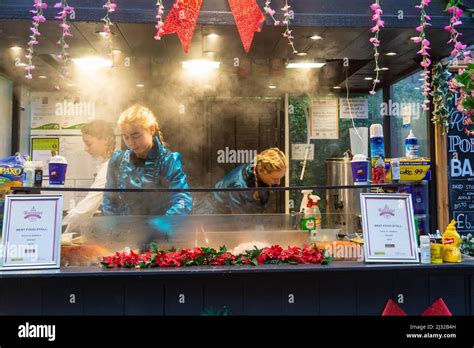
xmin=300 ymin=190 xmax=322 ymax=239
xmin=370 ymin=124 xmax=386 ymax=183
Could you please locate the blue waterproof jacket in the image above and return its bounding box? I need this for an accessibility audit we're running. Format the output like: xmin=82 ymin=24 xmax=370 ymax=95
xmin=102 ymin=135 xmax=192 ymax=216
xmin=195 ymin=164 xmax=270 ymax=214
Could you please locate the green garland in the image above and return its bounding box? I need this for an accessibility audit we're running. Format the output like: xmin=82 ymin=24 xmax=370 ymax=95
xmin=430 ymin=63 xmax=453 ymax=134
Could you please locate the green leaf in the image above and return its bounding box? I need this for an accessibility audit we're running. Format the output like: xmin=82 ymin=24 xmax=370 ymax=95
xmin=150 ymin=242 xmax=159 ymax=253
xmin=455 ymin=72 xmax=471 ymax=86
xmin=462 ymin=96 xmax=474 ymax=110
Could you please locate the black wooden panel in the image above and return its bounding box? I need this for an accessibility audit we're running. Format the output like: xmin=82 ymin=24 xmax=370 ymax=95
xmin=83 ymin=279 xmax=124 ymax=316
xmin=42 ymin=280 xmax=83 ymax=315
xmin=471 ymin=275 xmax=474 ymax=316
xmin=0 ymin=279 xmax=42 ymax=315
xmin=429 ymin=274 xmax=466 ymax=315
xmin=392 ymin=271 xmax=430 ymax=315
xmin=124 ymin=280 xmax=164 ymax=316
xmin=203 ymin=276 xmax=243 ymax=315
xmin=243 ymin=275 xmax=283 ymax=315
xmin=282 ymin=276 xmax=318 ymax=316
xmin=164 ymin=281 xmax=203 ymax=316
xmin=235 ymin=109 xmax=259 ymax=152
xmin=356 ymin=271 xmax=393 ymax=316
xmin=319 ymin=273 xmax=356 ymax=315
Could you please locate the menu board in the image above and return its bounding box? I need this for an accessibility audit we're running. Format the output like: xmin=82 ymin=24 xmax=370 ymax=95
xmin=311 ymin=97 xmax=338 ymax=139
xmin=447 ymin=95 xmax=474 ymax=234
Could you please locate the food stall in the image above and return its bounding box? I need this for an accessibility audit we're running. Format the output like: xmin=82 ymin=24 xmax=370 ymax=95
xmin=0 ymin=0 xmax=473 ymax=317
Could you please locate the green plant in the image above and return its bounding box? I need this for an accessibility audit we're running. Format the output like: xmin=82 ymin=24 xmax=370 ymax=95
xmin=201 ymin=306 xmax=232 ymax=316
xmin=461 ymin=233 xmax=474 ymax=256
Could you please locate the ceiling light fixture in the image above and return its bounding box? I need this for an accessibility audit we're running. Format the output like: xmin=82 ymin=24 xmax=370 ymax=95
xmin=286 ymin=60 xmax=326 ymax=69
xmin=72 ymin=57 xmax=113 ymax=69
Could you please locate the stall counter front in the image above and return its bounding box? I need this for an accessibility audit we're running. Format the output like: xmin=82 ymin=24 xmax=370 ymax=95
xmin=0 ymin=260 xmax=473 ymax=316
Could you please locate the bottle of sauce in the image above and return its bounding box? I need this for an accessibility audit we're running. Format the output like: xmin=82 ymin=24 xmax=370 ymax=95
xmin=442 ymin=219 xmax=462 ymax=263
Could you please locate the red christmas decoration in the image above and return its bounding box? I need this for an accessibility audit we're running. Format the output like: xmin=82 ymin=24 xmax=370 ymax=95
xmin=162 ymin=0 xmax=203 ymax=53
xmin=162 ymin=0 xmax=264 ymax=53
xmin=422 ymin=298 xmax=453 ymax=316
xmin=228 ymin=0 xmax=265 ymax=53
xmin=382 ymin=298 xmax=453 ymax=316
xmin=381 ymin=299 xmax=407 ymax=316
xmin=101 ymin=243 xmax=332 ymax=269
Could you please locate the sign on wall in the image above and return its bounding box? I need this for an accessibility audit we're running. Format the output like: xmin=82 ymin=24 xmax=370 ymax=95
xmin=311 ymin=97 xmax=338 ymax=139
xmin=339 ymin=98 xmax=368 ymax=120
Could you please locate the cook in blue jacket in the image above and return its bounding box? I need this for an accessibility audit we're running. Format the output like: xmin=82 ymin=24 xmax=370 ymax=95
xmin=195 ymin=148 xmax=288 ymax=214
xmin=102 ymin=105 xmax=192 ymax=216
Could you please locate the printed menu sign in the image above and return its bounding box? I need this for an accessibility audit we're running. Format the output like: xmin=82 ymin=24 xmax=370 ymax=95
xmin=447 ymin=96 xmax=474 ymax=234
xmin=360 ymin=193 xmax=419 ymax=263
xmin=0 ymin=195 xmax=62 ymax=270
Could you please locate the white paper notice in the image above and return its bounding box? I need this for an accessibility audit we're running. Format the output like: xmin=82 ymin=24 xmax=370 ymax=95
xmin=363 ymin=196 xmax=416 ymax=260
xmin=339 ymin=98 xmax=368 ymax=119
xmin=311 ymin=97 xmax=338 ymax=139
xmin=31 ymin=93 xmax=61 ymax=134
xmin=291 ymin=144 xmax=314 ymax=161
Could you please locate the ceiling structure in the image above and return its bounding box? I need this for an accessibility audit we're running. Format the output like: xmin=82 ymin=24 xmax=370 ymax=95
xmin=0 ymin=0 xmax=473 ymax=96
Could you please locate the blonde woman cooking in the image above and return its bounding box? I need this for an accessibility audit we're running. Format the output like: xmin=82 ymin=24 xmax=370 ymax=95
xmin=195 ymin=147 xmax=288 ymax=214
xmin=102 ymin=104 xmax=192 ymax=216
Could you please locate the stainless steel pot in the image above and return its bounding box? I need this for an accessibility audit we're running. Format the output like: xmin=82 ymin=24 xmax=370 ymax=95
xmin=325 ymin=157 xmax=363 ymax=234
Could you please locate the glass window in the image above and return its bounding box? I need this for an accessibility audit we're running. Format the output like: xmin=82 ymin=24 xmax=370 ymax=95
xmin=389 ymin=71 xmax=430 ymax=158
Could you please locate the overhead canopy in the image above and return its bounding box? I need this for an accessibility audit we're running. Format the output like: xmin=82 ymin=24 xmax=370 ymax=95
xmin=0 ymin=0 xmax=473 ymax=93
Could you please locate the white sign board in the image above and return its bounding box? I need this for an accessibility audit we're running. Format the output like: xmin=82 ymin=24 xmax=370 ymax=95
xmin=339 ymin=98 xmax=368 ymax=119
xmin=291 ymin=144 xmax=315 ymax=161
xmin=311 ymin=97 xmax=338 ymax=139
xmin=360 ymin=193 xmax=419 ymax=263
xmin=1 ymin=195 xmax=63 ymax=270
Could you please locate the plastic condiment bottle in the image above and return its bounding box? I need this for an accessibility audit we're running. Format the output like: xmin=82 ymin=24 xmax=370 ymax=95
xmin=23 ymin=161 xmax=35 ymax=187
xmin=442 ymin=219 xmax=462 ymax=263
xmin=420 ymin=235 xmax=431 ymax=264
xmin=405 ymin=130 xmax=419 ymax=159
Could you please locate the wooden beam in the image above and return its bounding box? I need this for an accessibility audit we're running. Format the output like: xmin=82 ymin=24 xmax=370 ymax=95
xmin=434 ymin=124 xmax=449 ymax=232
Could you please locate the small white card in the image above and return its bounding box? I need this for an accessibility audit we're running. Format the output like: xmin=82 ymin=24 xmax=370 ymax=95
xmin=1 ymin=195 xmax=63 ymax=270
xmin=360 ymin=193 xmax=419 ymax=263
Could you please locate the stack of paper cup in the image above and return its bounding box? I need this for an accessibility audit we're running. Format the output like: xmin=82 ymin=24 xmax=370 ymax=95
xmin=49 ymin=155 xmax=67 ymax=187
xmin=351 ymin=154 xmax=370 ymax=185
